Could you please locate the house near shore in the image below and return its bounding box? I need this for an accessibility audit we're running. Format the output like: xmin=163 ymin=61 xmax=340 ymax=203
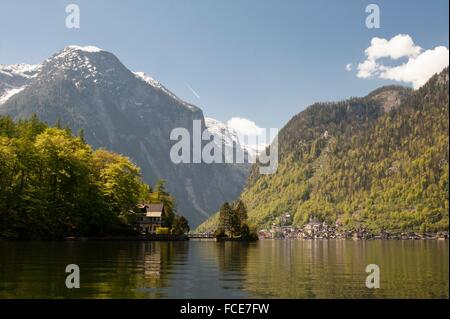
xmin=303 ymin=221 xmax=325 ymax=236
xmin=136 ymin=203 xmax=164 ymax=234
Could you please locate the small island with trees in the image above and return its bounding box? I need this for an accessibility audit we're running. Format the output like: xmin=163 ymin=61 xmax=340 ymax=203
xmin=214 ymin=200 xmax=258 ymax=241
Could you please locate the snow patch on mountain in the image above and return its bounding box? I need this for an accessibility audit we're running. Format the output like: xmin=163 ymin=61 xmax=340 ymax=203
xmin=205 ymin=117 xmax=265 ymax=160
xmin=0 ymin=87 xmax=25 ymax=104
xmin=67 ymin=45 xmax=104 ymax=53
xmin=0 ymin=63 xmax=42 ymax=78
xmin=45 ymin=47 xmax=101 ymax=79
xmin=133 ymin=71 xmax=199 ymax=112
xmin=0 ymin=63 xmax=42 ymax=105
xmin=133 ymin=72 xmax=163 ymax=90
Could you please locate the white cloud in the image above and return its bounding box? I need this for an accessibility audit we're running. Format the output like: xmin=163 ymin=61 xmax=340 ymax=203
xmin=357 ymin=59 xmax=380 ymax=78
xmin=345 ymin=63 xmax=353 ymax=71
xmin=380 ymin=46 xmax=449 ymax=89
xmin=355 ymin=34 xmax=449 ymax=89
xmin=227 ymin=117 xmax=264 ymax=136
xmin=226 ymin=117 xmax=272 ymax=156
xmin=365 ymin=34 xmax=421 ymax=61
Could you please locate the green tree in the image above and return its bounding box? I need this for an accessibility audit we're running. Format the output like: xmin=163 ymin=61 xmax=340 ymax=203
xmin=150 ymin=179 xmax=176 ymax=228
xmin=218 ymin=202 xmax=232 ymax=236
xmin=233 ymin=199 xmax=248 ymax=227
xmin=93 ymin=148 xmax=148 ymax=215
xmin=171 ymin=215 xmax=190 ymax=235
xmin=0 ymin=115 xmax=156 ymax=239
xmin=217 ymin=201 xmax=245 ymax=238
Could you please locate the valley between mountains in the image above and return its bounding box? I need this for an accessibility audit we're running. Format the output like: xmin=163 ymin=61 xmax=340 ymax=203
xmin=1 ymin=46 xmax=448 ymax=234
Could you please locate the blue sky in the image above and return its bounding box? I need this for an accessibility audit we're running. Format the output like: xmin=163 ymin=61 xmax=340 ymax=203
xmin=0 ymin=0 xmax=448 ymax=130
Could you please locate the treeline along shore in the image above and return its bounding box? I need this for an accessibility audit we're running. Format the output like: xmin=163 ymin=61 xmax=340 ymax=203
xmin=0 ymin=115 xmax=189 ymax=240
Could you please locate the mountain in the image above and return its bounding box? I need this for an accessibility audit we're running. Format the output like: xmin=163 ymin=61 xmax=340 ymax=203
xmin=0 ymin=45 xmax=248 ymax=227
xmin=0 ymin=63 xmax=41 ymax=104
xmin=204 ymin=117 xmax=264 ymax=161
xmin=197 ymin=68 xmax=449 ymax=233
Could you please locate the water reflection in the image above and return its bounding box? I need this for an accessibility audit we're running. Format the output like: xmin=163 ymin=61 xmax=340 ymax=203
xmin=241 ymin=240 xmax=449 ymax=298
xmin=0 ymin=240 xmax=448 ymax=299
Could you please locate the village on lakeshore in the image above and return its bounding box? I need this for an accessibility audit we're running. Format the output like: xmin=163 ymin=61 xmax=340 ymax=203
xmin=255 ymin=214 xmax=449 ymax=240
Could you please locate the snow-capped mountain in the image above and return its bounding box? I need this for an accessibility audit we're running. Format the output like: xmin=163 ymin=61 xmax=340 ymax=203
xmin=0 ymin=63 xmax=41 ymax=104
xmin=0 ymin=45 xmax=248 ymax=226
xmin=133 ymin=72 xmax=198 ymax=111
xmin=205 ymin=117 xmax=266 ymax=160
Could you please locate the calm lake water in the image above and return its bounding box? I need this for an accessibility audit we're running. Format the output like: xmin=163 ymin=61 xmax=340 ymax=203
xmin=0 ymin=240 xmax=448 ymax=299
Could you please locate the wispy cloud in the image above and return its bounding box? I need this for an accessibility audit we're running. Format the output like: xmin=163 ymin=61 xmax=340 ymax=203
xmin=185 ymin=83 xmax=200 ymax=99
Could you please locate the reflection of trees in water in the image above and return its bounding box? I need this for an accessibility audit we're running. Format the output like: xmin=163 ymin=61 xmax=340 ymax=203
xmin=0 ymin=241 xmax=188 ymax=299
xmin=133 ymin=242 xmax=187 ymax=298
xmin=0 ymin=241 xmax=448 ymax=298
xmin=241 ymin=240 xmax=449 ymax=299
xmin=214 ymin=242 xmax=252 ymax=293
xmin=240 ymin=240 xmax=316 ymax=298
xmin=61 ymin=242 xmax=178 ymax=298
xmin=216 ymin=242 xmax=251 ymax=272
xmin=103 ymin=242 xmax=188 ymax=298
xmin=0 ymin=242 xmax=68 ymax=298
xmin=242 ymin=240 xmax=376 ymax=298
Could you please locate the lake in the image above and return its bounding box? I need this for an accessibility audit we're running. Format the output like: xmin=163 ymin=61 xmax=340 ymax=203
xmin=0 ymin=240 xmax=448 ymax=299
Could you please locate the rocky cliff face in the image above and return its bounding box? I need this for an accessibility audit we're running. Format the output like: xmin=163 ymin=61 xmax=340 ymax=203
xmin=0 ymin=45 xmax=248 ymax=226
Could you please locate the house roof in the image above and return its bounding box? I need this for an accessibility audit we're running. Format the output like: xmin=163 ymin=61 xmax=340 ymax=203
xmin=145 ymin=203 xmax=164 ymax=217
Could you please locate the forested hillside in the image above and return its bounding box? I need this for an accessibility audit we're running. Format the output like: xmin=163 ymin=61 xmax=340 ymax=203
xmin=198 ymin=69 xmax=449 ymax=233
xmin=0 ymin=115 xmax=151 ymax=239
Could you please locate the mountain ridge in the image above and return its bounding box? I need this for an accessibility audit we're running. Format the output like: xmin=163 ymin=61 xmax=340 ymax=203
xmin=0 ymin=45 xmax=248 ymax=227
xmin=197 ymin=69 xmax=449 ymax=233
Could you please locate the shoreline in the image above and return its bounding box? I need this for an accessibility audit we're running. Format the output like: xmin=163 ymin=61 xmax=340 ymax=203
xmin=258 ymin=237 xmax=449 ymax=241
xmin=0 ymin=235 xmax=189 ymax=242
xmin=64 ymin=234 xmax=189 ymax=242
xmin=1 ymin=236 xmax=447 ymax=242
xmin=259 ymin=226 xmax=449 ymax=241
